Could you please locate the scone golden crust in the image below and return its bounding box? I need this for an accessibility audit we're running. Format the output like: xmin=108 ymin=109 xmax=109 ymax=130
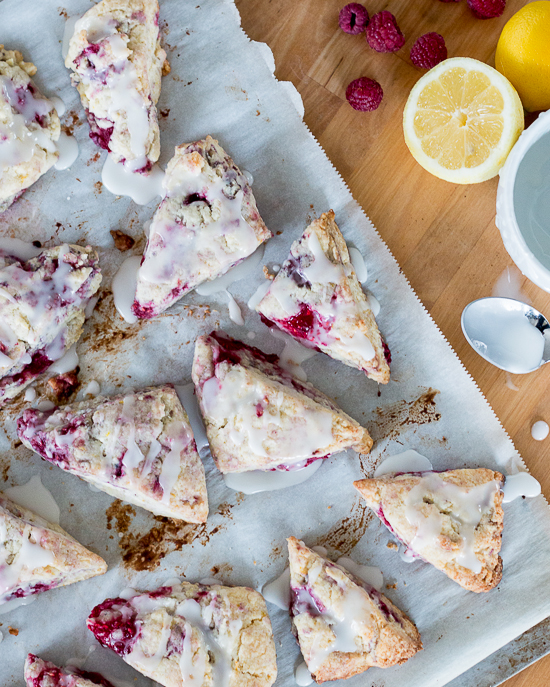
xmin=0 ymin=244 xmax=102 ymax=406
xmin=257 ymin=210 xmax=390 ymax=384
xmin=354 ymin=468 xmax=505 ymax=593
xmin=0 ymin=494 xmax=107 ymax=605
xmin=17 ymin=384 xmax=208 ymax=523
xmin=65 ymin=0 xmax=166 ymax=170
xmin=192 ymin=330 xmax=372 ymax=473
xmin=87 ymin=581 xmax=277 ymax=687
xmin=24 ymin=654 xmax=116 ymax=687
xmin=132 ymin=136 xmax=272 ymax=319
xmin=0 ymin=46 xmax=60 ymax=212
xmin=287 ymin=537 xmax=422 ymax=683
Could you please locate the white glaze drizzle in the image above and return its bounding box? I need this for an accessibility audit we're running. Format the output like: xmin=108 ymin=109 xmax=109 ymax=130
xmin=223 ymin=460 xmax=322 ymax=494
xmin=0 ymin=237 xmax=42 ymax=261
xmin=174 ymin=383 xmax=210 ymax=457
xmin=348 ymin=247 xmax=367 ymax=283
xmin=112 ymin=255 xmax=141 ymax=324
xmin=268 ymin=327 xmax=316 ymax=382
xmin=158 ymin=421 xmax=190 ymax=504
xmin=295 ymin=661 xmax=313 ymax=686
xmin=3 ymin=475 xmax=60 ymax=524
xmin=195 ymin=244 xmax=265 ymax=296
xmin=531 ymin=420 xmax=549 ymax=441
xmin=48 ymin=343 xmax=79 ymax=375
xmin=53 ymin=132 xmax=79 ymax=170
xmin=502 ymin=473 xmax=541 ymax=502
xmin=248 ymin=281 xmax=271 ymax=310
xmin=404 ymin=473 xmax=500 ymax=573
xmin=374 ymin=450 xmax=433 ymax=477
xmin=24 ymin=387 xmax=36 ymax=402
xmin=226 ymin=291 xmax=244 ymax=325
xmin=335 ymin=557 xmax=383 ymax=591
xmin=262 ymin=567 xmax=291 ymax=609
xmin=102 ymin=154 xmax=165 ymax=205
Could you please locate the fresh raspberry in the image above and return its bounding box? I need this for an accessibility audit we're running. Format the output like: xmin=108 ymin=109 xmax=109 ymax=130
xmin=366 ymin=11 xmax=405 ymax=53
xmin=339 ymin=3 xmax=369 ymax=34
xmin=467 ymin=0 xmax=505 ymax=19
xmin=410 ymin=33 xmax=448 ymax=69
xmin=345 ymin=77 xmax=383 ymax=111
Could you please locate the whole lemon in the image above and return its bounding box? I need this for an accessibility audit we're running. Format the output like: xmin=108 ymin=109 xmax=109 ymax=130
xmin=495 ymin=1 xmax=550 ymax=112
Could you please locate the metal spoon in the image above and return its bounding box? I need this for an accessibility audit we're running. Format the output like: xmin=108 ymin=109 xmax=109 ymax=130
xmin=461 ymin=297 xmax=550 ymax=374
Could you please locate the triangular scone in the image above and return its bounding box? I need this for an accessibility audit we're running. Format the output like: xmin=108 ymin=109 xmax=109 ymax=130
xmin=87 ymin=581 xmax=278 ymax=687
xmin=65 ymin=0 xmax=167 ymax=171
xmin=0 ymin=244 xmax=102 ymax=406
xmin=354 ymin=469 xmax=505 ymax=593
xmin=132 ymin=136 xmax=272 ymax=319
xmin=0 ymin=46 xmax=61 ymax=213
xmin=192 ymin=330 xmax=372 ymax=473
xmin=256 ymin=211 xmax=390 ymax=384
xmin=17 ymin=384 xmax=208 ymax=522
xmin=25 ymin=655 xmax=115 ymax=687
xmin=0 ymin=494 xmax=106 ymax=606
xmin=287 ymin=537 xmax=422 ymax=683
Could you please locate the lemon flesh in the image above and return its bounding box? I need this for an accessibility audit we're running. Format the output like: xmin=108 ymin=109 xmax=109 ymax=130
xmin=496 ymin=1 xmax=550 ymax=113
xmin=403 ymin=57 xmax=524 ymax=184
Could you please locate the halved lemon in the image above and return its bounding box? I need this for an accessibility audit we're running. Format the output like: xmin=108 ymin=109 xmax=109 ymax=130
xmin=403 ymin=57 xmax=524 ymax=184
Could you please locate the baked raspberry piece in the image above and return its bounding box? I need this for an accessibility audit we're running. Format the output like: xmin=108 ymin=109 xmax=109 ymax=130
xmin=17 ymin=384 xmax=208 ymax=523
xmin=132 ymin=136 xmax=272 ymax=319
xmin=346 ymin=77 xmax=383 ymax=111
xmin=338 ymin=3 xmax=369 ymax=34
xmin=24 ymin=655 xmax=115 ymax=687
xmin=366 ymin=11 xmax=405 ymax=53
xmin=0 ymin=244 xmax=101 ymax=406
xmin=0 ymin=47 xmax=60 ymax=213
xmin=65 ymin=0 xmax=168 ymax=170
xmin=410 ymin=33 xmax=448 ymax=70
xmin=354 ymin=468 xmax=505 ymax=592
xmin=87 ymin=581 xmax=277 ymax=687
xmin=0 ymin=495 xmax=106 ymax=607
xmin=256 ymin=211 xmax=390 ymax=383
xmin=288 ymin=537 xmax=422 ymax=682
xmin=192 ymin=330 xmax=372 ymax=474
xmin=467 ymin=0 xmax=506 ymax=18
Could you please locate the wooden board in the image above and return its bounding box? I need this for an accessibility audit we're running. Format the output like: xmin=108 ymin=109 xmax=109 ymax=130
xmin=234 ymin=0 xmax=550 ymax=685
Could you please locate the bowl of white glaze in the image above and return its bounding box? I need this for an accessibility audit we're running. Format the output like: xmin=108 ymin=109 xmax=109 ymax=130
xmin=496 ymin=109 xmax=550 ymax=293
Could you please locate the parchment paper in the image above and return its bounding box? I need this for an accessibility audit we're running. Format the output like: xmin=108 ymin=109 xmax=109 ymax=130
xmin=1 ymin=1 xmax=550 ymax=685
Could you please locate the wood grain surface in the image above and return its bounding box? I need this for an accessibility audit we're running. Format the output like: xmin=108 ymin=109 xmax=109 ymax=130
xmin=234 ymin=0 xmax=550 ymax=685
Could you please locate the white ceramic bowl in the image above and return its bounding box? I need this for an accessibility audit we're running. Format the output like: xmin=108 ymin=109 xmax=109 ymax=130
xmin=496 ymin=109 xmax=550 ymax=293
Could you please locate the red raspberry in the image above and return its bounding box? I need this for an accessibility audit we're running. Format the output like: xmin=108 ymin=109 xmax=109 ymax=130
xmin=339 ymin=3 xmax=369 ymax=35
xmin=410 ymin=33 xmax=448 ymax=69
xmin=366 ymin=11 xmax=405 ymax=53
xmin=345 ymin=77 xmax=383 ymax=111
xmin=467 ymin=0 xmax=505 ymax=18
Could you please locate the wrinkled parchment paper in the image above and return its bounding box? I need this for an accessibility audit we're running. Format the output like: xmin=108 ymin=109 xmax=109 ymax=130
xmin=1 ymin=1 xmax=550 ymax=685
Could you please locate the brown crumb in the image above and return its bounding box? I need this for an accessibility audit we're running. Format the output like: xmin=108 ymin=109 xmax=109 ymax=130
xmin=106 ymin=500 xmax=136 ymax=534
xmin=262 ymin=265 xmax=274 ymax=280
xmin=387 ymin=541 xmax=398 ymax=551
xmin=94 ymin=181 xmax=103 ymax=194
xmin=47 ymin=369 xmax=79 ymax=402
xmin=159 ymin=108 xmax=170 ymax=118
xmin=162 ymin=59 xmax=171 ymax=76
xmin=8 ymin=627 xmax=18 ymax=636
xmin=110 ymin=230 xmax=135 ymax=252
xmin=276 ymin=231 xmax=282 ymax=235
xmin=386 ymin=583 xmax=397 ymax=589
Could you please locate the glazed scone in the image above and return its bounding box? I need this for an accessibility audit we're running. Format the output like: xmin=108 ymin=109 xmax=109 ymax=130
xmin=192 ymin=330 xmax=372 ymax=473
xmin=132 ymin=136 xmax=272 ymax=318
xmin=24 ymin=655 xmax=115 ymax=687
xmin=354 ymin=469 xmax=505 ymax=592
xmin=87 ymin=581 xmax=278 ymax=687
xmin=257 ymin=211 xmax=390 ymax=384
xmin=0 ymin=244 xmax=101 ymax=406
xmin=0 ymin=494 xmax=106 ymax=606
xmin=0 ymin=46 xmax=60 ymax=212
xmin=65 ymin=0 xmax=166 ymax=171
xmin=288 ymin=537 xmax=422 ymax=683
xmin=17 ymin=384 xmax=208 ymax=522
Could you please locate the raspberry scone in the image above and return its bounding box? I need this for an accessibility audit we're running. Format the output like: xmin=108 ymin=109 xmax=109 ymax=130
xmin=192 ymin=331 xmax=372 ymax=473
xmin=0 ymin=494 xmax=106 ymax=606
xmin=0 ymin=46 xmax=61 ymax=212
xmin=354 ymin=469 xmax=505 ymax=592
xmin=256 ymin=211 xmax=390 ymax=384
xmin=24 ymin=655 xmax=116 ymax=687
xmin=87 ymin=581 xmax=278 ymax=687
xmin=0 ymin=244 xmax=101 ymax=406
xmin=288 ymin=537 xmax=422 ymax=683
xmin=65 ymin=0 xmax=166 ymax=172
xmin=17 ymin=384 xmax=208 ymax=522
xmin=132 ymin=136 xmax=272 ymax=319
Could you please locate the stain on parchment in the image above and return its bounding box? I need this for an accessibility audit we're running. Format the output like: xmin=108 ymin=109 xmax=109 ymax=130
xmin=106 ymin=500 xmax=136 ymax=534
xmin=315 ymin=498 xmax=373 ymax=556
xmin=0 ymin=456 xmax=9 ymax=482
xmin=369 ymin=388 xmax=441 ymax=442
xmin=82 ymin=290 xmax=143 ymax=355
xmin=119 ymin=517 xmax=226 ymax=572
